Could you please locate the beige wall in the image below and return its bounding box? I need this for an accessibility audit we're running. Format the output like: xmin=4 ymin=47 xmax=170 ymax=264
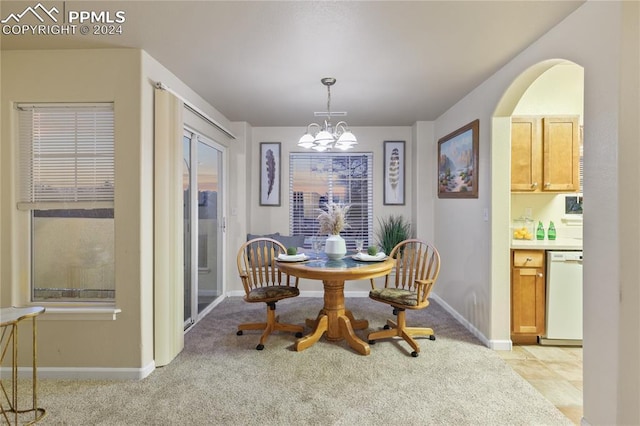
xmin=1 ymin=49 xmax=150 ymax=371
xmin=413 ymin=121 xmax=436 ymax=243
xmin=616 ymin=1 xmax=640 ymax=424
xmin=436 ymin=1 xmax=638 ymax=424
xmin=513 ymin=63 xmax=584 ymax=122
xmin=227 ymin=121 xmax=251 ymax=295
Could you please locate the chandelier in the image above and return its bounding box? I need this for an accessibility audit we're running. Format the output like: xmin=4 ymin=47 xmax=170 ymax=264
xmin=297 ymin=77 xmax=357 ymax=151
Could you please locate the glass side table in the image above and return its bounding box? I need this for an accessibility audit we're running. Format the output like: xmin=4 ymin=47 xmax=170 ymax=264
xmin=0 ymin=306 xmax=46 ymax=424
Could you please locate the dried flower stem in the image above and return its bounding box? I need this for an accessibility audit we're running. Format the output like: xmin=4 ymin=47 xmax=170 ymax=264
xmin=317 ymin=202 xmax=351 ymax=235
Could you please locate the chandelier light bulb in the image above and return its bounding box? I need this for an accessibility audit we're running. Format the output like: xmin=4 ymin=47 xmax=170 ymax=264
xmin=337 ymin=130 xmax=357 ymax=144
xmin=298 ymin=133 xmax=315 ymax=149
xmin=314 ymin=130 xmax=334 ymax=145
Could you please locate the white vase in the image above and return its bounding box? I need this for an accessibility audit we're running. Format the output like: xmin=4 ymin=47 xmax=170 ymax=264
xmin=324 ymin=234 xmax=347 ymax=260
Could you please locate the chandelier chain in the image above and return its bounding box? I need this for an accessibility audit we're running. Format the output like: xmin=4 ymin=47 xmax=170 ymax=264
xmin=326 ymin=84 xmax=331 ymax=120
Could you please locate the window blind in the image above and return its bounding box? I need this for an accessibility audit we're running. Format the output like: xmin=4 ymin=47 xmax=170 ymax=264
xmin=17 ymin=103 xmax=115 ymax=209
xmin=289 ymin=152 xmax=373 ymax=249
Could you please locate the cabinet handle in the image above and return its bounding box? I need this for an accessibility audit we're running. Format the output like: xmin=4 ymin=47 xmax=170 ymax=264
xmin=525 ymin=257 xmax=533 ymax=262
xmin=538 ymin=273 xmax=543 ymax=277
xmin=531 ymin=182 xmax=538 ymax=189
xmin=544 ymin=182 xmax=550 ymax=188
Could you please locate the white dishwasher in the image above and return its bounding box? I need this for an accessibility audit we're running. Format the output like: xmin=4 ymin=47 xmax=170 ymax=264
xmin=540 ymin=251 xmax=583 ymax=346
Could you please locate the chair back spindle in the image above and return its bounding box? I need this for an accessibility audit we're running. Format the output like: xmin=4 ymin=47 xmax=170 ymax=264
xmin=387 ymin=239 xmax=440 ymax=299
xmin=238 ymin=238 xmax=295 ymax=294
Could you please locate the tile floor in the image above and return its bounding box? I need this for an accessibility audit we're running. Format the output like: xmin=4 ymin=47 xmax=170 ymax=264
xmin=497 ymin=344 xmax=583 ymax=425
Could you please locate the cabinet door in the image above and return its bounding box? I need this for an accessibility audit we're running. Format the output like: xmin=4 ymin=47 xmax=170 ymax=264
xmin=511 ymin=117 xmax=542 ymax=191
xmin=511 ymin=266 xmax=545 ymax=336
xmin=542 ymin=116 xmax=580 ymax=191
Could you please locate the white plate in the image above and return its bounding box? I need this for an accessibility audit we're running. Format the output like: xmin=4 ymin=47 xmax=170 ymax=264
xmin=353 ymin=253 xmax=388 ymax=262
xmin=277 ymin=254 xmax=310 ymax=262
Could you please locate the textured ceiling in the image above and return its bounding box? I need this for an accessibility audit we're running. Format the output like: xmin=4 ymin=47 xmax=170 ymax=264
xmin=0 ymin=1 xmax=584 ymax=126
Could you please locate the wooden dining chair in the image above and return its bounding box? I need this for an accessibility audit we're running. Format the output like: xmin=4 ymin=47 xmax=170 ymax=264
xmin=236 ymin=238 xmax=304 ymax=350
xmin=367 ymin=239 xmax=441 ymax=357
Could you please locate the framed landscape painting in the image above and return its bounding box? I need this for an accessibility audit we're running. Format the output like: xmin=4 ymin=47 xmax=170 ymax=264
xmin=259 ymin=142 xmax=281 ymax=206
xmin=437 ymin=119 xmax=479 ymax=198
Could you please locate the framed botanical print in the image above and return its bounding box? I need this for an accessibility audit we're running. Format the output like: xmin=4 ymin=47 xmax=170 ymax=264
xmin=383 ymin=141 xmax=405 ymax=205
xmin=259 ymin=142 xmax=281 ymax=206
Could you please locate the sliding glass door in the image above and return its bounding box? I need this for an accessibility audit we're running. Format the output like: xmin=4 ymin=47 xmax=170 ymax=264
xmin=183 ymin=129 xmax=224 ymax=330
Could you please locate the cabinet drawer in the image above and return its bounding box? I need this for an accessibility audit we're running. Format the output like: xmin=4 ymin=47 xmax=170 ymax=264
xmin=513 ymin=250 xmax=544 ymax=268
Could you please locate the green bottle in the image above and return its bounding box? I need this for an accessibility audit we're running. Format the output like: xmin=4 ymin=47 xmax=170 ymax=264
xmin=547 ymin=221 xmax=556 ymax=240
xmin=536 ymin=221 xmax=545 ymax=240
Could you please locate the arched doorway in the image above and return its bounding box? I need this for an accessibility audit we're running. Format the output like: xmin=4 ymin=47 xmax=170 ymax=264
xmin=491 ymin=59 xmax=584 ymax=345
xmin=491 ymin=60 xmax=585 ymax=419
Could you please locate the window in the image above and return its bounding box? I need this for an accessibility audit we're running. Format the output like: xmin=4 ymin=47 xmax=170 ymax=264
xmin=289 ymin=152 xmax=373 ymax=249
xmin=17 ymin=103 xmax=115 ymax=302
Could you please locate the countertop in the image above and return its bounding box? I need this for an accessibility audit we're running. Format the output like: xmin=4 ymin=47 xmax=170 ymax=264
xmin=511 ymin=238 xmax=583 ymax=251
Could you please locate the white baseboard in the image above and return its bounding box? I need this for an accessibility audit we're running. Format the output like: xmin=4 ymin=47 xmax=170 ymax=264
xmin=489 ymin=339 xmax=513 ymax=351
xmin=430 ymin=293 xmax=505 ymax=349
xmin=299 ymin=290 xmax=324 ymax=298
xmin=1 ymin=361 xmax=156 ymax=380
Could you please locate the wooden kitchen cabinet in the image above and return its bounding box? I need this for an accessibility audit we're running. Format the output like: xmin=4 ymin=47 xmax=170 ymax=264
xmin=511 ymin=116 xmax=580 ymax=192
xmin=511 ymin=249 xmax=546 ymax=344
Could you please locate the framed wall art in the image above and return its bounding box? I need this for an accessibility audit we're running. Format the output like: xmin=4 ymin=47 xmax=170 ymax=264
xmin=259 ymin=142 xmax=281 ymax=206
xmin=383 ymin=141 xmax=405 ymax=205
xmin=437 ymin=119 xmax=479 ymax=198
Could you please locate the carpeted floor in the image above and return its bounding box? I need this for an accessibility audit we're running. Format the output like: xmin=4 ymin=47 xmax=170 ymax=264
xmin=31 ymin=296 xmax=571 ymax=425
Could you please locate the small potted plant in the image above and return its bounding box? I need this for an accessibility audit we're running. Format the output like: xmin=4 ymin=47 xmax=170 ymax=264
xmin=317 ymin=202 xmax=350 ymax=259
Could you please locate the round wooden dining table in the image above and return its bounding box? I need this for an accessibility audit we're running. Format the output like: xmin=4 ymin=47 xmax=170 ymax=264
xmin=276 ymin=255 xmax=394 ymax=355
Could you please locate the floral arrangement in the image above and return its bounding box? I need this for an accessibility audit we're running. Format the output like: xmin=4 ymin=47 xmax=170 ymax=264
xmin=317 ymin=202 xmax=351 ymax=235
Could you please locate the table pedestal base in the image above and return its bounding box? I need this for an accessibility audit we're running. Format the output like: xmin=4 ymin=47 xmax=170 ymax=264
xmin=295 ymin=280 xmax=371 ymax=355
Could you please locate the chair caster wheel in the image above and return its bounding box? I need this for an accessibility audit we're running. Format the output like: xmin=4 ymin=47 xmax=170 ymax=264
xmin=411 ymin=351 xmax=419 ymax=357
xmin=237 ymin=330 xmax=243 ymax=336
xmin=368 ymin=340 xmax=376 ymax=344
xmin=295 ymin=332 xmax=303 ymax=338
xmin=429 ymin=335 xmax=436 ymax=341
xmin=392 ymin=309 xmax=398 ymax=315
xmin=256 ymin=344 xmax=264 ymax=350
xmin=383 ymin=324 xmax=390 ymax=330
